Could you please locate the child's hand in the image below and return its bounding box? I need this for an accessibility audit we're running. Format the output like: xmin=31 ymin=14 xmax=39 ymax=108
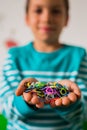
xmin=15 ymin=78 xmax=44 ymax=108
xmin=49 ymin=80 xmax=81 ymax=108
xmin=23 ymin=91 xmax=44 ymax=108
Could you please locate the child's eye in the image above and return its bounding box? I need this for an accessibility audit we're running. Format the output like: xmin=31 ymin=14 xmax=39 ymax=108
xmin=51 ymin=9 xmax=61 ymax=15
xmin=34 ymin=8 xmax=42 ymax=14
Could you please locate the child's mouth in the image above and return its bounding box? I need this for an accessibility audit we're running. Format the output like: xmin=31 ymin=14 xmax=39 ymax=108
xmin=40 ymin=27 xmax=54 ymax=32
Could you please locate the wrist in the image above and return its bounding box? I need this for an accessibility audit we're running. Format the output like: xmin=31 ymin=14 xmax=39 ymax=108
xmin=25 ymin=101 xmax=39 ymax=111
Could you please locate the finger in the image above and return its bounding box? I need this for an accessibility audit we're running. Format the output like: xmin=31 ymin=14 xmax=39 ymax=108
xmin=44 ymin=100 xmax=50 ymax=104
xmin=62 ymin=96 xmax=70 ymax=106
xmin=50 ymin=100 xmax=56 ymax=108
xmin=73 ymin=88 xmax=81 ymax=98
xmin=68 ymin=92 xmax=77 ymax=103
xmin=69 ymin=82 xmax=81 ymax=98
xmin=55 ymin=98 xmax=62 ymax=106
xmin=23 ymin=92 xmax=32 ymax=102
xmin=36 ymin=102 xmax=44 ymax=108
xmin=15 ymin=78 xmax=38 ymax=96
xmin=31 ymin=93 xmax=40 ymax=104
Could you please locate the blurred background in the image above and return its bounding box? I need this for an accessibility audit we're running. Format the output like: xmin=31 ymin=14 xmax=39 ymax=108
xmin=0 ymin=0 xmax=87 ymax=129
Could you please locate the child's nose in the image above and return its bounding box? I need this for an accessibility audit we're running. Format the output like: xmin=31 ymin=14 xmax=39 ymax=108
xmin=41 ymin=10 xmax=52 ymax=23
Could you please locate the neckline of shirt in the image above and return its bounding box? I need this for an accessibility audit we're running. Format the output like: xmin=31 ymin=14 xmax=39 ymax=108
xmin=29 ymin=42 xmax=67 ymax=56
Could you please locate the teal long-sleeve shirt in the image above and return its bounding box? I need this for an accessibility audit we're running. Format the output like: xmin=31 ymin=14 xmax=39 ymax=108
xmin=0 ymin=42 xmax=87 ymax=130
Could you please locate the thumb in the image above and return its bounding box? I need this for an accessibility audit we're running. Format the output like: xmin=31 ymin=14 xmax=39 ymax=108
xmin=15 ymin=78 xmax=38 ymax=96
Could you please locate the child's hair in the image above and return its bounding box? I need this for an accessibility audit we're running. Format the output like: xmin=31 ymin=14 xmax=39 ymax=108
xmin=25 ymin=0 xmax=69 ymax=15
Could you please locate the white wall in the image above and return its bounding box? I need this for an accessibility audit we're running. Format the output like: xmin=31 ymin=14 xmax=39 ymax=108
xmin=61 ymin=0 xmax=87 ymax=47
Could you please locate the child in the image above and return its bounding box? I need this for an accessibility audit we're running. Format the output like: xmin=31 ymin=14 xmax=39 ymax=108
xmin=0 ymin=0 xmax=87 ymax=129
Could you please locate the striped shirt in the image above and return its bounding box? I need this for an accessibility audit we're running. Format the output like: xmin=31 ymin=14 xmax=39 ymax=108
xmin=0 ymin=42 xmax=87 ymax=130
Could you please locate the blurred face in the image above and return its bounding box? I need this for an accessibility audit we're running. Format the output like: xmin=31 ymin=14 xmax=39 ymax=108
xmin=26 ymin=0 xmax=68 ymax=44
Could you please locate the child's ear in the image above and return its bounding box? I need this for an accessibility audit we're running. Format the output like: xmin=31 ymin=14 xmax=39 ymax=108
xmin=25 ymin=15 xmax=30 ymax=26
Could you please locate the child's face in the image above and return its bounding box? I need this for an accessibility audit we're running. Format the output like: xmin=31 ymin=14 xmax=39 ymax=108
xmin=25 ymin=0 xmax=68 ymax=43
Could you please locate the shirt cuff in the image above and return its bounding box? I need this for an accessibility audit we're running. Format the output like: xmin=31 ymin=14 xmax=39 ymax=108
xmin=14 ymin=95 xmax=38 ymax=117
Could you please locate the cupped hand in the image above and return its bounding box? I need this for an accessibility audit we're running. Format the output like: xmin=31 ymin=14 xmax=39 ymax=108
xmin=15 ymin=78 xmax=44 ymax=108
xmin=49 ymin=80 xmax=81 ymax=108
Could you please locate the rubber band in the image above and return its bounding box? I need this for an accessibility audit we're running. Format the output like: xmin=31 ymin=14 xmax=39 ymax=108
xmin=24 ymin=81 xmax=69 ymax=102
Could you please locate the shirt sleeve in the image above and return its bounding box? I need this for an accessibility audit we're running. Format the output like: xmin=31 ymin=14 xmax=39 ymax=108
xmin=55 ymin=49 xmax=87 ymax=125
xmin=76 ymin=49 xmax=87 ymax=120
xmin=0 ymin=49 xmax=37 ymax=120
xmin=54 ymin=49 xmax=87 ymax=124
